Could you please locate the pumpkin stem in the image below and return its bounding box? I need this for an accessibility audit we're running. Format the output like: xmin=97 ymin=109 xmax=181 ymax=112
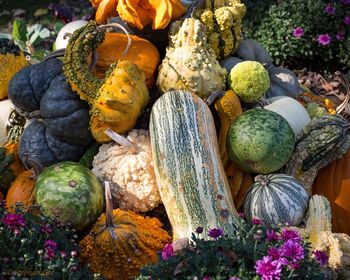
xmin=22 ymin=154 xmax=44 ymax=179
xmin=104 ymin=129 xmax=137 ymax=154
xmin=104 ymin=181 xmax=117 ymax=238
xmin=206 ymin=90 xmax=225 ymax=106
xmin=44 ymin=49 xmax=66 ymax=61
xmin=254 ymin=175 xmax=269 ymax=186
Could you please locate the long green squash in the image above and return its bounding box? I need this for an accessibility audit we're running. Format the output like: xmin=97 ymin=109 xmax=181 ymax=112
xmin=150 ymin=90 xmax=239 ymax=240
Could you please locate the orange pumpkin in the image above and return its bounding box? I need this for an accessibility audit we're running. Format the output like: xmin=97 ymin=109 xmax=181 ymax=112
xmin=90 ymin=32 xmax=160 ymax=89
xmin=313 ymin=149 xmax=350 ymax=235
xmin=5 ymin=170 xmax=36 ymax=211
xmin=0 ymin=192 xmax=3 ymax=200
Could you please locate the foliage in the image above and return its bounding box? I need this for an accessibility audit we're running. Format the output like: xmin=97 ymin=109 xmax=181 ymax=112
xmin=136 ymin=217 xmax=327 ymax=280
xmin=0 ymin=201 xmax=103 ymax=279
xmin=243 ymin=0 xmax=350 ymax=71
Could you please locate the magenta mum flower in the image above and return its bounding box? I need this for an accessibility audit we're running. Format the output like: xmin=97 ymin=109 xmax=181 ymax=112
xmin=44 ymin=240 xmax=57 ymax=251
xmin=2 ymin=213 xmax=26 ymax=231
xmin=161 ymin=243 xmax=174 ymax=261
xmin=196 ymin=226 xmax=204 ymax=234
xmin=336 ymin=32 xmax=345 ymax=41
xmin=344 ymin=16 xmax=350 ymax=25
xmin=293 ymin=27 xmax=304 ymax=38
xmin=280 ymin=240 xmax=304 ymax=262
xmin=324 ymin=4 xmax=336 ymax=14
xmin=238 ymin=212 xmax=245 ymax=219
xmin=202 ymin=277 xmax=210 ymax=280
xmin=317 ymin=34 xmax=332 ymax=45
xmin=61 ymin=251 xmax=67 ymax=258
xmin=268 ymin=247 xmax=281 ymax=260
xmin=313 ymin=250 xmax=329 ymax=266
xmin=255 ymin=256 xmax=282 ymax=280
xmin=208 ymin=227 xmax=224 ymax=239
xmin=280 ymin=228 xmax=301 ymax=242
xmin=40 ymin=224 xmax=53 ymax=235
xmin=229 ymin=278 xmax=240 ymax=280
xmin=252 ymin=218 xmax=261 ymax=225
xmin=266 ymin=229 xmax=278 ymax=242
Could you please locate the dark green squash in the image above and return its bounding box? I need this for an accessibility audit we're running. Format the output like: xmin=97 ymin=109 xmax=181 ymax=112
xmin=8 ymin=59 xmax=92 ymax=167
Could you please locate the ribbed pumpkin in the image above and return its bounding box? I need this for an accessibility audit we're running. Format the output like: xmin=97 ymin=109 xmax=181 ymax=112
xmin=79 ymin=183 xmax=171 ymax=280
xmin=64 ymin=22 xmax=149 ymax=143
xmin=0 ymin=39 xmax=28 ymax=100
xmin=313 ymin=150 xmax=350 ymax=235
xmin=243 ymin=174 xmax=308 ymax=227
xmin=5 ymin=170 xmax=36 ymax=211
xmin=90 ymin=32 xmax=160 ymax=89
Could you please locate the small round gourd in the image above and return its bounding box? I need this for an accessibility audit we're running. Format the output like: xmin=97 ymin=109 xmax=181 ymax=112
xmin=55 ymin=20 xmax=88 ymax=50
xmin=243 ymin=174 xmax=308 ymax=227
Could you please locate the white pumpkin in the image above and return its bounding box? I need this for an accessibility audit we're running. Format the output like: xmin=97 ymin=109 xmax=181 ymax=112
xmin=0 ymin=99 xmax=15 ymax=145
xmin=55 ymin=20 xmax=88 ymax=50
xmin=264 ymin=96 xmax=311 ymax=136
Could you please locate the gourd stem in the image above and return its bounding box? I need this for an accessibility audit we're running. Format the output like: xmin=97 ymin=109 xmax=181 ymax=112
xmin=23 ymin=154 xmax=44 ymax=179
xmin=254 ymin=175 xmax=269 ymax=186
xmin=104 ymin=181 xmax=117 ymax=238
xmin=104 ymin=128 xmax=137 ymax=153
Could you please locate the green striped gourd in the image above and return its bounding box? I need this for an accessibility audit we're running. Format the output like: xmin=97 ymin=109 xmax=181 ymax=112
xmin=150 ymin=90 xmax=239 ymax=240
xmin=243 ymin=174 xmax=308 ymax=227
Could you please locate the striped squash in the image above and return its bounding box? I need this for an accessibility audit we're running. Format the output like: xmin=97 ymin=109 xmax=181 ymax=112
xmin=150 ymin=90 xmax=239 ymax=240
xmin=243 ymin=174 xmax=308 ymax=227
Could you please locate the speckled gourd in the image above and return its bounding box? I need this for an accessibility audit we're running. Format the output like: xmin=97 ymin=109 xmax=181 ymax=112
xmin=64 ymin=21 xmax=149 ymax=143
xmin=157 ymin=18 xmax=227 ymax=99
xmin=284 ymin=114 xmax=350 ymax=195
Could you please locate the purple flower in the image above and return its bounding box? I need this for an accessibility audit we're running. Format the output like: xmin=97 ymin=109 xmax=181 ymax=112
xmin=229 ymin=278 xmax=240 ymax=280
xmin=40 ymin=224 xmax=52 ymax=235
xmin=61 ymin=251 xmax=67 ymax=258
xmin=238 ymin=212 xmax=245 ymax=219
xmin=289 ymin=262 xmax=301 ymax=270
xmin=71 ymin=250 xmax=78 ymax=257
xmin=44 ymin=240 xmax=57 ymax=251
xmin=208 ymin=227 xmax=224 ymax=239
xmin=2 ymin=213 xmax=26 ymax=231
xmin=266 ymin=229 xmax=278 ymax=242
xmin=317 ymin=34 xmax=332 ymax=45
xmin=196 ymin=226 xmax=204 ymax=234
xmin=268 ymin=247 xmax=281 ymax=260
xmin=293 ymin=27 xmax=304 ymax=38
xmin=161 ymin=243 xmax=174 ymax=261
xmin=313 ymin=250 xmax=329 ymax=266
xmin=341 ymin=0 xmax=350 ymax=4
xmin=280 ymin=228 xmax=301 ymax=242
xmin=336 ymin=32 xmax=345 ymax=41
xmin=345 ymin=16 xmax=350 ymax=25
xmin=255 ymin=256 xmax=282 ymax=280
xmin=202 ymin=277 xmax=210 ymax=280
xmin=280 ymin=240 xmax=304 ymax=262
xmin=252 ymin=218 xmax=261 ymax=225
xmin=324 ymin=4 xmax=336 ymax=14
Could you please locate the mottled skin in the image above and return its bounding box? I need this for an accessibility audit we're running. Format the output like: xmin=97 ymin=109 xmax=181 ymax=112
xmin=35 ymin=161 xmax=103 ymax=232
xmin=227 ymin=109 xmax=295 ymax=174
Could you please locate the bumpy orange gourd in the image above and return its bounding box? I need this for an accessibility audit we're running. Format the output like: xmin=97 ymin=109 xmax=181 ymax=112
xmin=313 ymin=149 xmax=350 ymax=235
xmin=5 ymin=170 xmax=36 ymax=211
xmin=79 ymin=183 xmax=171 ymax=280
xmin=90 ymin=0 xmax=103 ymax=8
xmin=117 ymin=0 xmax=186 ymax=30
xmin=91 ymin=32 xmax=160 ymax=89
xmin=95 ymin=0 xmax=118 ymax=24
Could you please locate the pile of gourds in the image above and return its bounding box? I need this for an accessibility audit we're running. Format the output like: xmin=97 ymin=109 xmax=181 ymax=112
xmin=1 ymin=0 xmax=350 ymax=279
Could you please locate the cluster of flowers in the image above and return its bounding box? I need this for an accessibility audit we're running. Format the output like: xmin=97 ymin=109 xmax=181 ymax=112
xmin=293 ymin=0 xmax=350 ymax=45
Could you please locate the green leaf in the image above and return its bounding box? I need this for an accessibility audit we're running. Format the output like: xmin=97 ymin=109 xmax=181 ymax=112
xmin=53 ymin=21 xmax=65 ymax=34
xmin=12 ymin=19 xmax=27 ymax=43
xmin=34 ymin=8 xmax=48 ymax=17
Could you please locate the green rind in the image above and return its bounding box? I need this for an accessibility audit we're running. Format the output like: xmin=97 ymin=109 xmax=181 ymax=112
xmin=227 ymin=109 xmax=295 ymax=174
xmin=35 ymin=161 xmax=103 ymax=232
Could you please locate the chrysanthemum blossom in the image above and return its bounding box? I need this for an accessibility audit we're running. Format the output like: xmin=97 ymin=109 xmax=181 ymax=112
xmin=313 ymin=250 xmax=329 ymax=266
xmin=2 ymin=213 xmax=26 ymax=231
xmin=293 ymin=27 xmax=304 ymax=38
xmin=324 ymin=5 xmax=336 ymax=14
xmin=317 ymin=34 xmax=331 ymax=45
xmin=280 ymin=240 xmax=304 ymax=262
xmin=344 ymin=16 xmax=350 ymax=25
xmin=161 ymin=243 xmax=174 ymax=261
xmin=255 ymin=256 xmax=282 ymax=280
xmin=280 ymin=228 xmax=301 ymax=241
xmin=266 ymin=229 xmax=278 ymax=242
xmin=336 ymin=32 xmax=345 ymax=41
xmin=208 ymin=227 xmax=224 ymax=239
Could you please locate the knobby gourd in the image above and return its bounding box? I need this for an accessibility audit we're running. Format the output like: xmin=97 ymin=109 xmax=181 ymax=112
xmin=150 ymin=90 xmax=239 ymax=240
xmin=284 ymin=114 xmax=350 ymax=195
xmin=79 ymin=182 xmax=171 ymax=280
xmin=64 ymin=22 xmax=149 ymax=143
xmin=0 ymin=39 xmax=28 ymax=100
xmin=157 ymin=18 xmax=227 ymax=99
xmin=9 ymin=58 xmax=92 ymax=168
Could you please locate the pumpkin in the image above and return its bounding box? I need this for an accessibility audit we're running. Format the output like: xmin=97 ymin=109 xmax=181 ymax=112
xmin=0 ymin=39 xmax=28 ymax=100
xmin=220 ymin=39 xmax=301 ymax=99
xmin=150 ymin=90 xmax=239 ymax=240
xmin=227 ymin=109 xmax=295 ymax=174
xmin=243 ymin=174 xmax=308 ymax=227
xmin=117 ymin=0 xmax=186 ymax=30
xmin=64 ymin=22 xmax=149 ymax=143
xmin=95 ymin=0 xmax=118 ymax=24
xmin=35 ymin=161 xmax=104 ymax=232
xmin=157 ymin=18 xmax=227 ymax=99
xmin=90 ymin=32 xmax=160 ymax=89
xmin=54 ymin=20 xmax=88 ymax=50
xmin=285 ymin=114 xmax=350 ymax=195
xmin=313 ymin=150 xmax=350 ymax=235
xmin=263 ymin=96 xmax=311 ymax=136
xmin=79 ymin=182 xmax=171 ymax=280
xmin=9 ymin=59 xmax=93 ymax=167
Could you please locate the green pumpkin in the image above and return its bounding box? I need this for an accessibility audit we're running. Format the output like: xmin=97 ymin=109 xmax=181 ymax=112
xmin=35 ymin=161 xmax=103 ymax=232
xmin=226 ymin=109 xmax=295 ymax=174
